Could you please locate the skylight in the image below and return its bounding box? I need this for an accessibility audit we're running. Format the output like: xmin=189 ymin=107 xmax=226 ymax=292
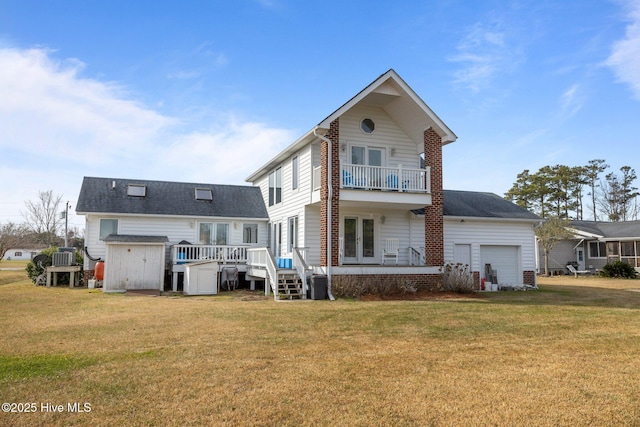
xmin=195 ymin=188 xmax=213 ymax=201
xmin=127 ymin=184 xmax=146 ymax=197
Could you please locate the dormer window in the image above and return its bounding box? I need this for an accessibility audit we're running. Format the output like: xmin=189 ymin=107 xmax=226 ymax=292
xmin=361 ymin=118 xmax=375 ymax=134
xmin=195 ymin=188 xmax=213 ymax=201
xmin=127 ymin=184 xmax=146 ymax=197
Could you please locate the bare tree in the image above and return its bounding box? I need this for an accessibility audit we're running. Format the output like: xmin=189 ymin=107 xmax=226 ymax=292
xmin=584 ymin=159 xmax=608 ymax=221
xmin=0 ymin=222 xmax=29 ymax=260
xmin=22 ymin=190 xmax=63 ymax=245
xmin=536 ymin=217 xmax=575 ymax=276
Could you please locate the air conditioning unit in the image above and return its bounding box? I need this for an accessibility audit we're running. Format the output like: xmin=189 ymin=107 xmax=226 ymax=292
xmin=52 ymin=252 xmax=74 ymax=266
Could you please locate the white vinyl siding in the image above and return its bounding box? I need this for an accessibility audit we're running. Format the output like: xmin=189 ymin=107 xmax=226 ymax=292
xmin=443 ymin=218 xmax=537 ymax=285
xmin=84 ymin=214 xmax=268 ymax=270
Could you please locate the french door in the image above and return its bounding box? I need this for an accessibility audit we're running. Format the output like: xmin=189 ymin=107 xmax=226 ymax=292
xmin=343 ymin=217 xmax=375 ymax=264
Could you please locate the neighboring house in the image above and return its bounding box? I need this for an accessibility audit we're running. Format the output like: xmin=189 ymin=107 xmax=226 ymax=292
xmin=76 ymin=177 xmax=269 ymax=292
xmin=538 ymin=220 xmax=640 ymax=274
xmin=245 ymin=69 xmax=540 ymax=295
xmin=2 ymin=249 xmax=41 ymax=261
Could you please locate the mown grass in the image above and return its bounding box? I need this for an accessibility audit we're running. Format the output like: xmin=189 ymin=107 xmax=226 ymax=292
xmin=1 ymin=270 xmax=640 ymax=426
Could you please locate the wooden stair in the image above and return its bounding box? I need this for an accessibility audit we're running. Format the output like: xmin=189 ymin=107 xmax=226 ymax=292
xmin=275 ymin=271 xmax=305 ymax=300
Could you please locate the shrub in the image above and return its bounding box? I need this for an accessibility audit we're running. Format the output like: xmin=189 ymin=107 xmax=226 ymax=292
xmin=600 ymin=261 xmax=638 ymax=279
xmin=25 ymin=247 xmax=84 ymax=285
xmin=438 ymin=262 xmax=476 ymax=293
xmin=332 ymin=275 xmax=417 ymax=298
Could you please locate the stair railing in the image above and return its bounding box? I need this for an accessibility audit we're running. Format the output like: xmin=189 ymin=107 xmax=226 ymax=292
xmin=292 ymin=247 xmax=311 ymax=300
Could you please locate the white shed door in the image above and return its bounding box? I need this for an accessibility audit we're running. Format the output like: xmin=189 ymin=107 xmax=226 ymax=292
xmin=454 ymin=244 xmax=471 ymax=266
xmin=480 ymin=245 xmax=519 ymax=284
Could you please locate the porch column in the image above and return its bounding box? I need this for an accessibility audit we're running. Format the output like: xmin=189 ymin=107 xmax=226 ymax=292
xmin=424 ymin=127 xmax=444 ymax=266
xmin=320 ymin=118 xmax=340 ymax=267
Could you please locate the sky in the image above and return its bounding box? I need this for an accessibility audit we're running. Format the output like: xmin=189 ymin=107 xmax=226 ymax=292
xmin=1 ymin=0 xmax=639 ymax=232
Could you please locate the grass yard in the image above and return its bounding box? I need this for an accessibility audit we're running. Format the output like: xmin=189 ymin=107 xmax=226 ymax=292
xmin=1 ymin=271 xmax=640 ymax=426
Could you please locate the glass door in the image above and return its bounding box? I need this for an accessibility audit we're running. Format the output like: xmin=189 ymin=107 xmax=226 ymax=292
xmin=342 ymin=217 xmax=375 ymax=264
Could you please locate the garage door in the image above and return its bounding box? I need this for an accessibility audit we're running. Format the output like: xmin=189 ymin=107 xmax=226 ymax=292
xmin=480 ymin=245 xmax=519 ymax=284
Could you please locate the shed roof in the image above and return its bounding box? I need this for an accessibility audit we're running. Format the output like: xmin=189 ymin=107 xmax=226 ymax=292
xmin=104 ymin=235 xmax=169 ymax=244
xmin=76 ymin=177 xmax=269 ymax=219
xmin=412 ymin=190 xmax=540 ymax=221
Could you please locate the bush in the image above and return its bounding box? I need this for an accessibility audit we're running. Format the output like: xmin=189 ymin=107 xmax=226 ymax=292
xmin=438 ymin=263 xmax=476 ymax=293
xmin=332 ymin=275 xmax=417 ymax=298
xmin=600 ymin=261 xmax=638 ymax=279
xmin=25 ymin=247 xmax=84 ymax=285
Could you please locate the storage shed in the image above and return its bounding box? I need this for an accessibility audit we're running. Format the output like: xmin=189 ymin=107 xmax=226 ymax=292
xmin=184 ymin=260 xmax=219 ymax=295
xmin=103 ymin=235 xmax=168 ymax=292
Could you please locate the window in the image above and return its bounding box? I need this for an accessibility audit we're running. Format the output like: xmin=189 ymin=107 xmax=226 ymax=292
xmin=198 ymin=222 xmax=229 ymax=245
xmin=288 ymin=216 xmax=298 ymax=253
xmin=14 ymin=251 xmax=22 ymax=257
xmin=361 ymin=118 xmax=375 ymax=134
xmin=127 ymin=184 xmax=146 ymax=197
xmin=195 ymin=188 xmax=213 ymax=201
xmin=243 ymin=224 xmax=258 ymax=244
xmin=292 ymin=156 xmax=299 ymax=190
xmin=99 ymin=219 xmax=118 ymax=241
xmin=268 ymin=167 xmax=282 ymax=206
xmin=588 ymin=241 xmax=606 ymax=258
xmin=621 ymin=242 xmax=636 ymax=257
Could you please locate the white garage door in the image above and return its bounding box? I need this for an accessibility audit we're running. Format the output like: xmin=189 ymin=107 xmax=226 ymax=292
xmin=480 ymin=245 xmax=520 ymax=284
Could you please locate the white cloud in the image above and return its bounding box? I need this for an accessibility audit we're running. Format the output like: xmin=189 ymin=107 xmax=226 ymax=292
xmin=606 ymin=0 xmax=640 ymax=100
xmin=0 ymin=47 xmax=295 ymax=225
xmin=559 ymin=84 xmax=585 ymax=118
xmin=449 ymin=22 xmax=510 ymax=93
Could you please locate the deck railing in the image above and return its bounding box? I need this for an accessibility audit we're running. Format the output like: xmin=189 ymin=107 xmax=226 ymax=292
xmin=171 ymin=244 xmax=249 ymax=264
xmin=341 ymin=163 xmax=430 ymax=193
xmin=247 ymin=247 xmax=279 ymax=297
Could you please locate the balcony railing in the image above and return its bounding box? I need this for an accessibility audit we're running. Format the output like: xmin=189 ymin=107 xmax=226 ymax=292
xmin=341 ymin=163 xmax=430 ymax=193
xmin=171 ymin=244 xmax=249 ymax=264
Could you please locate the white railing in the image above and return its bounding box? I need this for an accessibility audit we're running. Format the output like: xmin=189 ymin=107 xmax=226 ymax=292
xmin=312 ymin=165 xmax=321 ymax=191
xmin=293 ymin=247 xmax=310 ymax=299
xmin=172 ymin=244 xmax=249 ymax=264
xmin=409 ymin=247 xmax=426 ymax=266
xmin=341 ymin=163 xmax=430 ymax=193
xmin=247 ymin=247 xmax=278 ymax=298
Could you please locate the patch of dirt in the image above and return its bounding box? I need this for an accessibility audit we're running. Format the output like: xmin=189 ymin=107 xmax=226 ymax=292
xmin=361 ymin=290 xmax=484 ymax=301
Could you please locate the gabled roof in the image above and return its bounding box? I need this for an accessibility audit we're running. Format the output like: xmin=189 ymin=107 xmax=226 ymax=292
xmin=76 ymin=177 xmax=269 ymax=219
xmin=570 ymin=220 xmax=640 ymax=240
xmin=246 ymin=69 xmax=457 ymax=182
xmin=412 ymin=190 xmax=541 ymax=221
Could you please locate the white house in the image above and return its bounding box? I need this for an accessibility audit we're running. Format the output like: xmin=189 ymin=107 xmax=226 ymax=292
xmin=76 ymin=177 xmax=270 ymax=292
xmin=244 ymin=69 xmax=540 ymax=297
xmin=76 ymin=69 xmax=540 ymax=298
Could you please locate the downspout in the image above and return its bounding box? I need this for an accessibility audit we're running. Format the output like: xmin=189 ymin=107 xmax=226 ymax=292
xmin=314 ymin=127 xmax=336 ymax=300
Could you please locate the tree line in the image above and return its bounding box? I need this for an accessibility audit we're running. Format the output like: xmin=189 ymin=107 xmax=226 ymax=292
xmin=505 ymin=159 xmax=639 ymax=221
xmin=0 ymin=190 xmax=83 ymax=260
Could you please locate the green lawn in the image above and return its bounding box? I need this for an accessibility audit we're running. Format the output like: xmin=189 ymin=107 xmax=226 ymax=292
xmin=1 ymin=271 xmax=640 ymax=426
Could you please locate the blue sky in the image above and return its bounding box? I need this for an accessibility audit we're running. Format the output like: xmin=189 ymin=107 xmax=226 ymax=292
xmin=1 ymin=0 xmax=639 ymax=231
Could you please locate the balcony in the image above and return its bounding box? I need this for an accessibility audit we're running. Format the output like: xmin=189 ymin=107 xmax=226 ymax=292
xmin=340 ymin=163 xmax=430 ymax=193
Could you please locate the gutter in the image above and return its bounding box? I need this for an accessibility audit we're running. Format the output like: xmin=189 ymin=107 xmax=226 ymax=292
xmin=313 ymin=127 xmax=336 ymax=301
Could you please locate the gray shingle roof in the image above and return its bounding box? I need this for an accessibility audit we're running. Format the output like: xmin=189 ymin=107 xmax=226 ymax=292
xmin=412 ymin=190 xmax=540 ymax=220
xmin=76 ymin=177 xmax=268 ymax=219
xmin=570 ymin=220 xmax=640 ymax=239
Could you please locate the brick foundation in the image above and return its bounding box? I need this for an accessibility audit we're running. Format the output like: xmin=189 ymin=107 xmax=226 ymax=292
xmin=523 ymin=270 xmax=535 ymax=286
xmin=332 ymin=273 xmax=442 ymax=292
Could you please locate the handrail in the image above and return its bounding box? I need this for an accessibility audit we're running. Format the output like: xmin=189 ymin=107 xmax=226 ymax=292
xmin=246 ymin=247 xmax=279 ymax=298
xmin=409 ymin=246 xmax=426 ymax=266
xmin=292 ymin=247 xmax=310 ymax=299
xmin=172 ymin=244 xmax=249 ymax=264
